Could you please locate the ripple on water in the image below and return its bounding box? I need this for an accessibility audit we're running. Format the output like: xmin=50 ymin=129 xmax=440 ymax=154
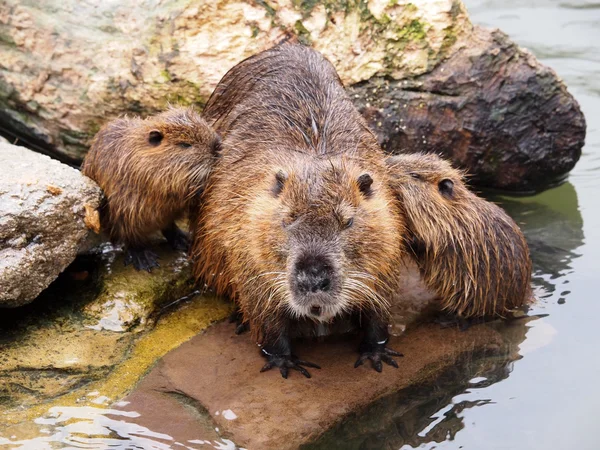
xmin=0 ymin=406 xmax=244 ymax=450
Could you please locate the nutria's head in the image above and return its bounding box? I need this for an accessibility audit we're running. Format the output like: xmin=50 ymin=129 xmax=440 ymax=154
xmin=244 ymin=155 xmax=402 ymax=323
xmin=386 ymin=152 xmax=532 ymax=317
xmin=139 ymin=107 xmax=222 ymax=193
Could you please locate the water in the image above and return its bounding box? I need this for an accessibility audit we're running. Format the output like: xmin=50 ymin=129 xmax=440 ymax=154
xmin=312 ymin=1 xmax=600 ymax=448
xmin=2 ymin=1 xmax=599 ymax=448
xmin=414 ymin=1 xmax=600 ymax=448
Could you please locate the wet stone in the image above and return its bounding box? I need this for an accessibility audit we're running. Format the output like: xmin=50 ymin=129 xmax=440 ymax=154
xmin=0 ymin=244 xmax=231 ymax=426
xmin=120 ymin=320 xmax=507 ymax=450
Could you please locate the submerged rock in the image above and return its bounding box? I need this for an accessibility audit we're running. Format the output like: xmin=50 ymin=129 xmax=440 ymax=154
xmin=0 ymin=142 xmax=102 ymax=307
xmin=0 ymin=0 xmax=585 ymax=189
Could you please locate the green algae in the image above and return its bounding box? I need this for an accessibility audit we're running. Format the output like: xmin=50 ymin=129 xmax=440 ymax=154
xmin=0 ymin=245 xmax=232 ymax=429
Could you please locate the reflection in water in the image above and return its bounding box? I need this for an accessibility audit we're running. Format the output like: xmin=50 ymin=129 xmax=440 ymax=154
xmin=491 ymin=181 xmax=584 ymax=298
xmin=303 ymin=317 xmax=539 ymax=450
xmin=0 ymin=406 xmax=242 ymax=449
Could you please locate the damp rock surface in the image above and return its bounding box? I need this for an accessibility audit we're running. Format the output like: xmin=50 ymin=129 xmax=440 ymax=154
xmin=0 ymin=142 xmax=102 ymax=307
xmin=121 ymin=320 xmax=504 ymax=450
xmin=0 ymin=244 xmax=231 ymax=426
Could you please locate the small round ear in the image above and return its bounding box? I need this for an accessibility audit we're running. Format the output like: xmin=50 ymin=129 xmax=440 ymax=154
xmin=211 ymin=135 xmax=222 ymax=157
xmin=148 ymin=130 xmax=163 ymax=146
xmin=357 ymin=173 xmax=373 ymax=197
xmin=272 ymin=170 xmax=288 ymax=197
xmin=438 ymin=178 xmax=454 ymax=198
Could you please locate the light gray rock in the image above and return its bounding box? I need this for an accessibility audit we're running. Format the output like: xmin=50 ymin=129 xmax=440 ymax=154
xmin=0 ymin=143 xmax=102 ymax=307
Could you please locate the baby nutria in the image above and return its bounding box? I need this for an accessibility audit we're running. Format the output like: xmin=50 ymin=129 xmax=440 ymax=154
xmin=386 ymin=153 xmax=533 ymax=322
xmin=82 ymin=107 xmax=221 ymax=271
xmin=195 ymin=43 xmax=406 ymax=378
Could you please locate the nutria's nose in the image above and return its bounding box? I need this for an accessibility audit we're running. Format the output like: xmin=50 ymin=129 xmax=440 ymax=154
xmin=295 ymin=257 xmax=333 ymax=294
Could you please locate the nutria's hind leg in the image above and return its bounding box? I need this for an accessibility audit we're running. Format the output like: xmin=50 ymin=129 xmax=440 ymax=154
xmin=259 ymin=328 xmax=320 ymax=379
xmin=124 ymin=247 xmax=160 ymax=272
xmin=229 ymin=308 xmax=250 ymax=334
xmin=162 ymin=223 xmax=191 ymax=252
xmin=355 ymin=317 xmax=403 ymax=373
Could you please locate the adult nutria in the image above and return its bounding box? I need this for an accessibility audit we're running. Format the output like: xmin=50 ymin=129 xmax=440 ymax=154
xmin=194 ymin=44 xmax=406 ymax=377
xmin=82 ymin=107 xmax=221 ymax=271
xmin=386 ymin=153 xmax=533 ymax=321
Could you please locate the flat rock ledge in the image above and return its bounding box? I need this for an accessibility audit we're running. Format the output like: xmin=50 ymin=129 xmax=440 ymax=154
xmin=0 ymin=142 xmax=102 ymax=307
xmin=121 ymin=320 xmax=506 ymax=449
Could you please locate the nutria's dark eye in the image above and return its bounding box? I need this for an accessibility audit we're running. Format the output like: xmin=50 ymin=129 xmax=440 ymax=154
xmin=357 ymin=173 xmax=373 ymax=197
xmin=344 ymin=217 xmax=354 ymax=229
xmin=272 ymin=170 xmax=288 ymax=197
xmin=148 ymin=130 xmax=163 ymax=146
xmin=178 ymin=142 xmax=192 ymax=149
xmin=409 ymin=172 xmax=422 ymax=180
xmin=438 ymin=178 xmax=454 ymax=198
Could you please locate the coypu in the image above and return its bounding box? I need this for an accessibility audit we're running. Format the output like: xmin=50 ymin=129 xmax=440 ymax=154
xmin=386 ymin=153 xmax=533 ymax=322
xmin=82 ymin=107 xmax=221 ymax=271
xmin=194 ymin=44 xmax=406 ymax=377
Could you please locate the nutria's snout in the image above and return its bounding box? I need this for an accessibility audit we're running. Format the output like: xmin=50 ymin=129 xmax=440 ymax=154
xmin=290 ymin=253 xmax=343 ymax=321
xmin=295 ymin=255 xmax=333 ymax=294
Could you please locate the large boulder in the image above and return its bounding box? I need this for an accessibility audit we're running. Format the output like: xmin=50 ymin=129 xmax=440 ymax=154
xmin=0 ymin=143 xmax=102 ymax=307
xmin=0 ymin=0 xmax=585 ymax=190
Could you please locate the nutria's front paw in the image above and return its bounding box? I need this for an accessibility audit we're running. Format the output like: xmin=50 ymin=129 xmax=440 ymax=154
xmin=259 ymin=351 xmax=320 ymax=379
xmin=354 ymin=342 xmax=403 ymax=373
xmin=124 ymin=248 xmax=160 ymax=272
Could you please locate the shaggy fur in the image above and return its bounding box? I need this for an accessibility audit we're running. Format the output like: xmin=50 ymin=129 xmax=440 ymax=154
xmin=195 ymin=44 xmax=406 ymax=341
xmin=386 ymin=153 xmax=532 ymax=318
xmin=82 ymin=107 xmax=220 ymax=247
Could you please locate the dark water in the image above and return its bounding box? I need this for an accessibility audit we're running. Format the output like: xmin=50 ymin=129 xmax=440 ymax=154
xmin=309 ymin=1 xmax=600 ymax=449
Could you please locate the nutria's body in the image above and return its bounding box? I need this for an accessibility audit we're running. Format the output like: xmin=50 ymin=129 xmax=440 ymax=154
xmin=82 ymin=107 xmax=221 ymax=271
xmin=195 ymin=44 xmax=406 ymax=377
xmin=386 ymin=153 xmax=532 ymax=320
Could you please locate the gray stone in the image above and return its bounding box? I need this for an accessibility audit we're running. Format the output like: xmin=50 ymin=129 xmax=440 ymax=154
xmin=0 ymin=142 xmax=102 ymax=307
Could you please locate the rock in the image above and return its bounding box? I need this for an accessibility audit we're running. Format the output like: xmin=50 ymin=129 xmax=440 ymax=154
xmin=0 ymin=143 xmax=102 ymax=307
xmin=117 ymin=320 xmax=507 ymax=450
xmin=352 ymin=27 xmax=586 ymax=191
xmin=0 ymin=1 xmax=584 ymax=189
xmin=0 ymin=245 xmax=231 ymax=426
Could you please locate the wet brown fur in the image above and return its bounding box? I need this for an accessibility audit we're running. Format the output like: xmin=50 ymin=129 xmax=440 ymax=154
xmin=195 ymin=44 xmax=406 ymax=341
xmin=386 ymin=153 xmax=533 ymax=318
xmin=82 ymin=107 xmax=220 ymax=247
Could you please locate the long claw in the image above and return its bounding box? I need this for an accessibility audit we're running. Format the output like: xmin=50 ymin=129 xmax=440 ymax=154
xmin=373 ymin=359 xmax=383 ymax=373
xmin=259 ymin=353 xmax=320 ymax=378
xmin=382 ymin=355 xmax=399 ymax=368
xmin=296 ymin=360 xmax=321 ymax=369
xmin=385 ymin=348 xmax=403 ymax=357
xmin=292 ymin=365 xmax=311 ymax=378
